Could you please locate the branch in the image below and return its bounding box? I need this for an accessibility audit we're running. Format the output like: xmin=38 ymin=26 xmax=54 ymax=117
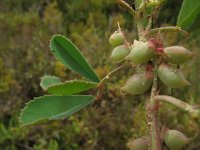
xmin=116 ymin=0 xmax=137 ymax=17
xmin=138 ymin=1 xmax=146 ymax=14
xmin=147 ymin=26 xmax=189 ymax=37
xmin=145 ymin=16 xmax=153 ymax=32
xmin=147 ymin=60 xmax=162 ymax=150
xmin=154 ymin=95 xmax=193 ymax=111
xmin=97 ymin=64 xmax=128 ymax=88
xmin=154 ymin=95 xmax=200 ymax=119
xmin=96 ymin=64 xmax=130 ymax=101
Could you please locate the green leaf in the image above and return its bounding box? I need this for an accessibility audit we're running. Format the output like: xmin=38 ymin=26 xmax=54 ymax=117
xmin=50 ymin=35 xmax=100 ymax=83
xmin=47 ymin=80 xmax=97 ymax=95
xmin=177 ymin=0 xmax=200 ymax=29
xmin=19 ymin=95 xmax=95 ymax=126
xmin=40 ymin=75 xmax=61 ymax=90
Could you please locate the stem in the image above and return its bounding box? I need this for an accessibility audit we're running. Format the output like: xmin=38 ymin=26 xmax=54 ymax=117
xmin=154 ymin=95 xmax=200 ymax=120
xmin=145 ymin=16 xmax=153 ymax=33
xmin=96 ymin=64 xmax=130 ymax=101
xmin=146 ymin=61 xmax=161 ymax=150
xmin=147 ymin=26 xmax=189 ymax=37
xmin=97 ymin=64 xmax=128 ymax=87
xmin=116 ymin=0 xmax=137 ymax=17
xmin=118 ymin=22 xmax=131 ymax=47
xmin=117 ymin=1 xmax=165 ymax=149
xmin=136 ymin=2 xmax=161 ymax=148
xmin=154 ymin=95 xmax=195 ymax=113
xmin=137 ymin=19 xmax=145 ymax=41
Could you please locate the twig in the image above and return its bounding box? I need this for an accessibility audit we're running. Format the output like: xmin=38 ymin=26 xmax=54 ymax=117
xmin=138 ymin=1 xmax=146 ymax=14
xmin=137 ymin=19 xmax=145 ymax=41
xmin=145 ymin=16 xmax=153 ymax=32
xmin=154 ymin=95 xmax=195 ymax=112
xmin=117 ymin=22 xmax=131 ymax=47
xmin=97 ymin=64 xmax=128 ymax=88
xmin=116 ymin=0 xmax=137 ymax=17
xmin=146 ymin=60 xmax=162 ymax=150
xmin=96 ymin=64 xmax=130 ymax=101
xmin=148 ymin=26 xmax=189 ymax=37
xmin=154 ymin=95 xmax=200 ymax=120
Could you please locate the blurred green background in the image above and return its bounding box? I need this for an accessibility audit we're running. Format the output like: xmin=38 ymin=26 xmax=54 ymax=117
xmin=0 ymin=0 xmax=200 ymax=149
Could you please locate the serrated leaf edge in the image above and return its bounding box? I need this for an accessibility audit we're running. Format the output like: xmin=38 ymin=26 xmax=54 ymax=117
xmin=49 ymin=35 xmax=76 ymax=74
xmin=47 ymin=79 xmax=97 ymax=90
xmin=19 ymin=95 xmax=51 ymax=126
xmin=40 ymin=75 xmax=61 ymax=90
xmin=19 ymin=95 xmax=95 ymax=126
xmin=49 ymin=34 xmax=100 ymax=83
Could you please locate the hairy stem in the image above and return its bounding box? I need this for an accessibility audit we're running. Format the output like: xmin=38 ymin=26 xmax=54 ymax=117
xmin=136 ymin=2 xmax=161 ymax=148
xmin=146 ymin=61 xmax=161 ymax=150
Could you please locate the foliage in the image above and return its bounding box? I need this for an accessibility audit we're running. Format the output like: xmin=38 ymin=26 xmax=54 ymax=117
xmin=177 ymin=0 xmax=200 ymax=30
xmin=1 ymin=0 xmax=200 ymax=149
xmin=20 ymin=95 xmax=95 ymax=126
xmin=50 ymin=35 xmax=100 ymax=82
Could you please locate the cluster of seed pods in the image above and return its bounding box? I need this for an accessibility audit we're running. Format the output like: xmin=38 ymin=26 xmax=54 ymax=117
xmin=109 ymin=29 xmax=194 ymax=150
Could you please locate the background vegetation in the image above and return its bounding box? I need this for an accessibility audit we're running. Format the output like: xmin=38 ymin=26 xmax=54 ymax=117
xmin=0 ymin=0 xmax=200 ymax=149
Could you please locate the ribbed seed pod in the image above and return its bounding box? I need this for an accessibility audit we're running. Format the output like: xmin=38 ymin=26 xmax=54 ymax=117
xmin=121 ymin=73 xmax=153 ymax=95
xmin=109 ymin=31 xmax=124 ymax=47
xmin=126 ymin=41 xmax=155 ymax=64
xmin=164 ymin=130 xmax=190 ymax=150
xmin=158 ymin=64 xmax=190 ymax=88
xmin=163 ymin=46 xmax=193 ymax=65
xmin=127 ymin=136 xmax=150 ymax=150
xmin=110 ymin=45 xmax=130 ymax=62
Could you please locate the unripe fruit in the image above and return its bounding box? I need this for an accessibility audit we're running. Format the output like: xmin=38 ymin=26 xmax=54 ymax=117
xmin=126 ymin=41 xmax=155 ymax=64
xmin=127 ymin=136 xmax=150 ymax=150
xmin=121 ymin=73 xmax=153 ymax=95
xmin=163 ymin=46 xmax=193 ymax=65
xmin=158 ymin=64 xmax=190 ymax=88
xmin=164 ymin=129 xmax=190 ymax=150
xmin=109 ymin=31 xmax=124 ymax=46
xmin=110 ymin=45 xmax=130 ymax=62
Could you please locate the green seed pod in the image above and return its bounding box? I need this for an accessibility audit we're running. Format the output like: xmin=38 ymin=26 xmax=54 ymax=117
xmin=127 ymin=136 xmax=150 ymax=150
xmin=110 ymin=45 xmax=130 ymax=62
xmin=163 ymin=46 xmax=193 ymax=65
xmin=121 ymin=73 xmax=153 ymax=95
xmin=164 ymin=129 xmax=190 ymax=150
xmin=158 ymin=64 xmax=190 ymax=88
xmin=126 ymin=41 xmax=155 ymax=64
xmin=109 ymin=31 xmax=124 ymax=46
